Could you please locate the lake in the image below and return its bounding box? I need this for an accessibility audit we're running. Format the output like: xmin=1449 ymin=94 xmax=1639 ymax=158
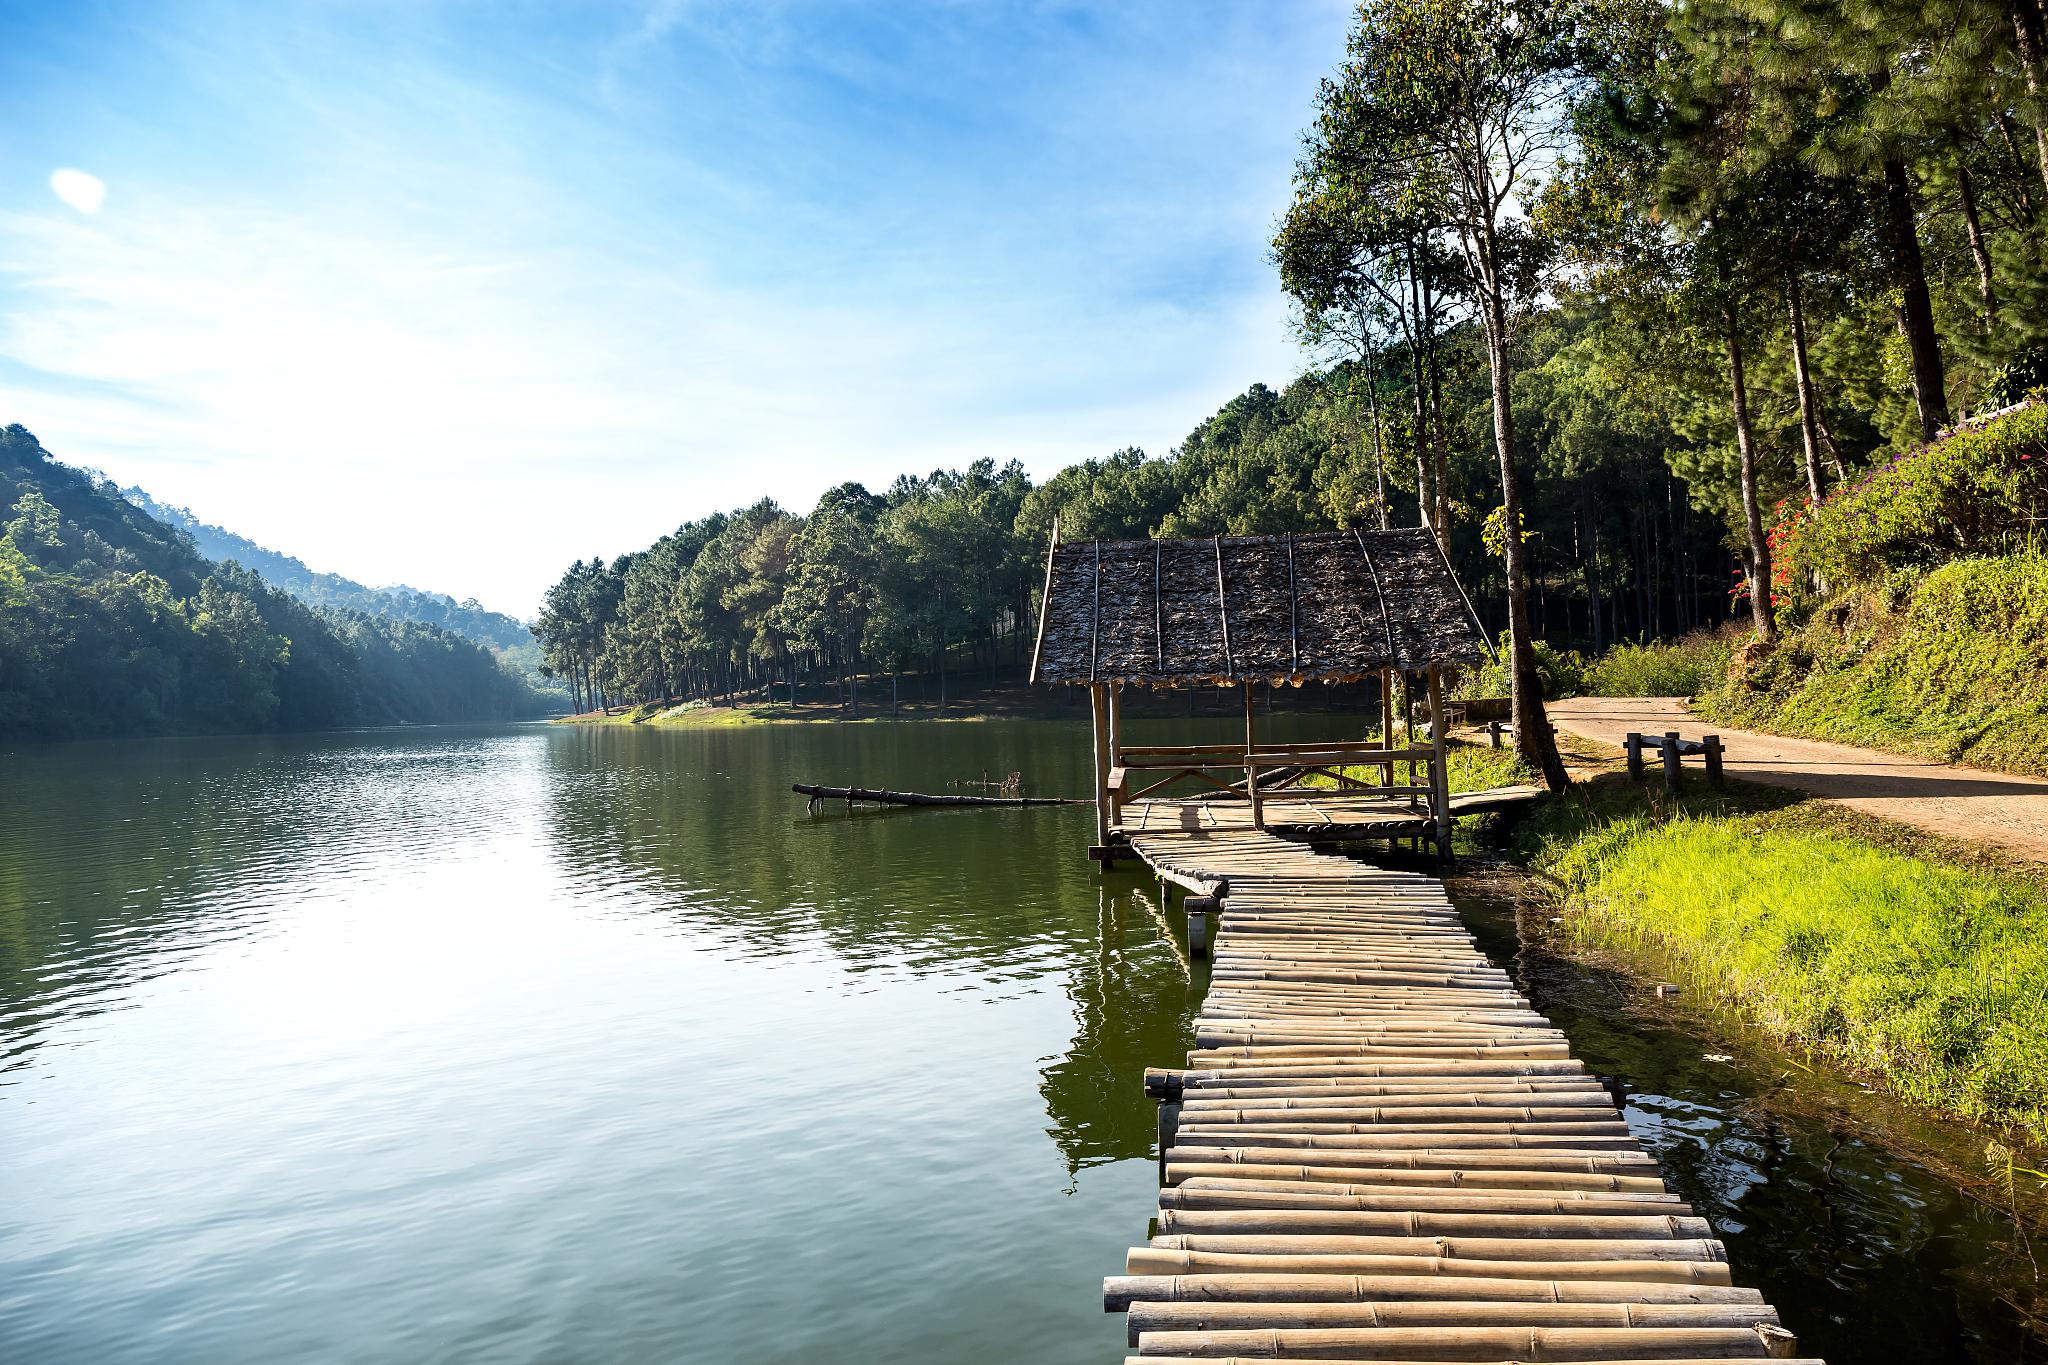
xmin=0 ymin=717 xmax=2040 ymax=1362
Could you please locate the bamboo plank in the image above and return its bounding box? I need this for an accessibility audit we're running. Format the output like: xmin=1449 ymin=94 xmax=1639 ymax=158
xmin=1096 ymin=802 xmax=1809 ymax=1364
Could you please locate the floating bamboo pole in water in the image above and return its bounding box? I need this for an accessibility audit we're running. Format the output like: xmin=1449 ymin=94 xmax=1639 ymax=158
xmin=791 ymin=782 xmax=1081 ymax=807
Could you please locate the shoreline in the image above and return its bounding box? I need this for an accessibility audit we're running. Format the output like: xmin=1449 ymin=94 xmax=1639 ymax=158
xmin=1499 ymin=732 xmax=2048 ymax=1148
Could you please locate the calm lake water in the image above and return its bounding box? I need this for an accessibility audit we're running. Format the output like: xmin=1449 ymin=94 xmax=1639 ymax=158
xmin=0 ymin=716 xmax=2040 ymax=1362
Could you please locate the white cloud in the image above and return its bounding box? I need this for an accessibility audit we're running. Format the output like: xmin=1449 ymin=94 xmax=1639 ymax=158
xmin=0 ymin=190 xmax=1301 ymax=613
xmin=0 ymin=5 xmax=1340 ymax=614
xmin=48 ymin=168 xmax=106 ymax=215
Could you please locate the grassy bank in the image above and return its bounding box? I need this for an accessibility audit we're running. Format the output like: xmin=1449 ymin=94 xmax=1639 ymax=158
xmin=1517 ymin=775 xmax=2048 ymax=1141
xmin=1699 ymin=552 xmax=2048 ymax=777
xmin=1693 ymin=400 xmax=2048 ymax=776
xmin=1298 ymin=736 xmax=1537 ymax=796
xmin=556 ymin=698 xmax=1013 ymax=728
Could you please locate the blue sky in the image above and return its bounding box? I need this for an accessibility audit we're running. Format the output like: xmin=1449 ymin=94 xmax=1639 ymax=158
xmin=0 ymin=1 xmax=1349 ymax=614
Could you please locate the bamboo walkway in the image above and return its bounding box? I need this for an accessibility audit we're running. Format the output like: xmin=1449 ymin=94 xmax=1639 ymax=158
xmin=1106 ymin=817 xmax=1814 ymax=1363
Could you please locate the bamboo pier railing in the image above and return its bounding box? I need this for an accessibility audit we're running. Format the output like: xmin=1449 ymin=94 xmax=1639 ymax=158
xmin=1106 ymin=814 xmax=1817 ymax=1363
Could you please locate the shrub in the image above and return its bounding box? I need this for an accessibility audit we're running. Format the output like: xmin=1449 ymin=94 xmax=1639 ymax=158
xmin=1582 ymin=630 xmax=1734 ymax=697
xmin=1453 ymin=631 xmax=1587 ymax=701
xmin=1773 ymin=400 xmax=2048 ymax=593
xmin=1700 ymin=552 xmax=2048 ymax=776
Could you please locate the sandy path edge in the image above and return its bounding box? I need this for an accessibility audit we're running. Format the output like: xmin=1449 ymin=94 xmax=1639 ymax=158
xmin=1546 ymin=696 xmax=2048 ymax=865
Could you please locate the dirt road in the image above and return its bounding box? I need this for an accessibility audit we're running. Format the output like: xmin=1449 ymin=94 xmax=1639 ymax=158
xmin=1547 ymin=696 xmax=2048 ymax=865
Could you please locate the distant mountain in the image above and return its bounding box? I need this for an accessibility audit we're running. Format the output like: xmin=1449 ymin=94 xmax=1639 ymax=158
xmin=1 ymin=424 xmax=553 ymax=740
xmin=124 ymin=489 xmax=534 ymax=651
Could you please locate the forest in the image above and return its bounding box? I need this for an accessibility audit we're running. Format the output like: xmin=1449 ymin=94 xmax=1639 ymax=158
xmin=0 ymin=425 xmax=549 ymax=740
xmin=124 ymin=488 xmax=560 ymax=694
xmin=537 ymin=0 xmax=2048 ymax=751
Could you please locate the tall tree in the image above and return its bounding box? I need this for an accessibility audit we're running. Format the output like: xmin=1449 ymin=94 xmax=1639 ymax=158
xmin=1294 ymin=0 xmax=1598 ymax=790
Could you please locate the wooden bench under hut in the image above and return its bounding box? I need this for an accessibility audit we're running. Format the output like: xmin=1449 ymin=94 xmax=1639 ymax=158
xmin=1028 ymin=526 xmax=1493 ymax=863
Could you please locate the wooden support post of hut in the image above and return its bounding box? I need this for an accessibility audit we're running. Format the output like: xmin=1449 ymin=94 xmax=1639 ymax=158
xmin=1242 ymin=682 xmax=1263 ymax=831
xmin=1427 ymin=665 xmax=1452 ymax=859
xmin=1088 ymin=682 xmax=1113 ymax=861
xmin=1028 ymin=527 xmax=1492 ymax=866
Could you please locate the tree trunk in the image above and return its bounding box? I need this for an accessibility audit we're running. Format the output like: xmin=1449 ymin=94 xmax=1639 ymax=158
xmin=1814 ymin=405 xmax=1849 ymax=483
xmin=1362 ymin=360 xmax=1391 ymax=529
xmin=1423 ymin=272 xmax=1453 ymax=555
xmin=1725 ymin=309 xmax=1775 ymax=643
xmin=1785 ymin=270 xmax=1826 ymax=504
xmin=1997 ymin=113 xmax=2040 ymax=222
xmin=1882 ymin=157 xmax=1950 ymax=438
xmin=1580 ymin=488 xmax=1604 ymax=654
xmin=1405 ymin=244 xmax=1436 ymax=539
xmin=1475 ymin=235 xmax=1567 ymax=792
xmin=2011 ymin=0 xmax=2048 ymax=197
xmin=1957 ymin=163 xmax=1998 ymax=331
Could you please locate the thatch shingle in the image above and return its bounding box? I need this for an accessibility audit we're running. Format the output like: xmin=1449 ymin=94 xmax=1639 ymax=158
xmin=1030 ymin=528 xmax=1489 ymax=686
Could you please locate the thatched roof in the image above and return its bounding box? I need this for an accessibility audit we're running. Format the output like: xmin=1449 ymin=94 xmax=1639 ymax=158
xmin=1030 ymin=527 xmax=1490 ymax=687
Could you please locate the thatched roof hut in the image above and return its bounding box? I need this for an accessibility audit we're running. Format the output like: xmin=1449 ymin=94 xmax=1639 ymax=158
xmin=1031 ymin=527 xmax=1489 ymax=688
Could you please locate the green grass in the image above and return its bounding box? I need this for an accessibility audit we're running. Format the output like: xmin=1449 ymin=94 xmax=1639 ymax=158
xmin=1581 ymin=630 xmax=1734 ymax=698
xmin=1520 ymin=778 xmax=2048 ymax=1139
xmin=1299 ymin=736 xmax=1538 ymax=795
xmin=1700 ymin=553 xmax=2048 ymax=777
xmin=554 ymin=699 xmax=1004 ymax=728
xmin=1449 ymin=630 xmax=1731 ymax=703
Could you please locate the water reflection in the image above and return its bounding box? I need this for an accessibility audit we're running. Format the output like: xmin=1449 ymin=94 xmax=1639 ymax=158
xmin=1452 ymin=864 xmax=2048 ymax=1364
xmin=1041 ymin=884 xmax=1204 ymax=1172
xmin=4 ymin=722 xmax=2041 ymax=1362
xmin=0 ymin=720 xmax=1197 ymax=1364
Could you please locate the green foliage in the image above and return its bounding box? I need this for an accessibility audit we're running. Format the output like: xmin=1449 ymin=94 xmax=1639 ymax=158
xmin=124 ymin=488 xmax=541 ymax=661
xmin=1774 ymin=403 xmax=2048 ymax=592
xmin=1582 ymin=630 xmax=1733 ymax=696
xmin=1702 ymin=553 xmax=2048 ymax=776
xmin=1301 ymin=736 xmax=1537 ymax=795
xmin=1522 ymin=783 xmax=2048 ymax=1138
xmin=1982 ymin=354 xmax=2048 ymax=412
xmin=1454 ymin=631 xmax=1587 ymax=700
xmin=0 ymin=426 xmax=547 ymax=740
xmin=1441 ymin=741 xmax=1540 ymax=793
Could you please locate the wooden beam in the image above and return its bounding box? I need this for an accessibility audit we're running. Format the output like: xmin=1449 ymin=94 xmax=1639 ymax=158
xmin=1027 ymin=516 xmax=1059 ymax=685
xmin=1379 ymin=667 xmax=1396 ymax=789
xmin=1428 ymin=664 xmax=1452 ymax=862
xmin=1352 ymin=528 xmax=1399 ymax=668
xmin=1214 ymin=535 xmax=1234 ymax=676
xmin=1107 ymin=682 xmax=1125 ymax=827
xmin=1089 ymin=538 xmax=1102 ymax=681
xmin=1089 ymin=682 xmax=1111 ymax=853
xmin=1154 ymin=537 xmax=1164 ymax=672
xmin=1244 ymin=682 xmax=1263 ymax=831
xmin=1285 ymin=532 xmax=1299 ymax=675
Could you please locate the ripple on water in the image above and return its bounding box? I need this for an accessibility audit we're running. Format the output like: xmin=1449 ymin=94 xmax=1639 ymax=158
xmin=0 ymin=721 xmax=1179 ymax=1364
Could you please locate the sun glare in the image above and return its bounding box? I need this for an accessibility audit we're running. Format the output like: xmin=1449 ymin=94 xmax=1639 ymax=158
xmin=50 ymin=167 xmax=106 ymax=214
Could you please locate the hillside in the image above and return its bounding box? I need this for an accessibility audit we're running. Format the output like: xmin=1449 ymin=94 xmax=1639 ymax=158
xmin=123 ymin=489 xmax=555 ymax=691
xmin=1698 ymin=401 xmax=2048 ymax=777
xmin=1 ymin=425 xmax=551 ymax=739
